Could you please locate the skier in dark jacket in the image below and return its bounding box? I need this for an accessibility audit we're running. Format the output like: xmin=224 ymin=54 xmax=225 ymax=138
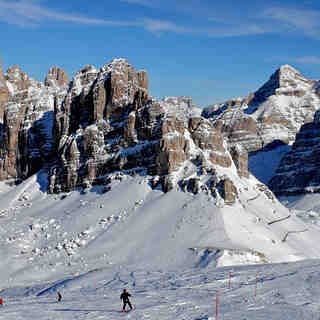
xmin=120 ymin=289 xmax=133 ymax=312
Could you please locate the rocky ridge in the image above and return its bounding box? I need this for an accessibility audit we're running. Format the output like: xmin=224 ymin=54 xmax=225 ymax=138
xmin=0 ymin=63 xmax=67 ymax=179
xmin=203 ymin=64 xmax=320 ymax=153
xmin=0 ymin=57 xmax=254 ymax=205
xmin=49 ymin=58 xmax=247 ymax=203
xmin=6 ymin=58 xmax=319 ymax=203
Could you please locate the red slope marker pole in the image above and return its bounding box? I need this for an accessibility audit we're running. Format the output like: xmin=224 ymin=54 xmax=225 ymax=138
xmin=255 ymin=272 xmax=258 ymax=296
xmin=228 ymin=272 xmax=231 ymax=289
xmin=216 ymin=292 xmax=218 ymax=320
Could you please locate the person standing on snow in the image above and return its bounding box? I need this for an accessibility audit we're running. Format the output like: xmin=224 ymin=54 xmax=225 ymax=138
xmin=120 ymin=289 xmax=133 ymax=312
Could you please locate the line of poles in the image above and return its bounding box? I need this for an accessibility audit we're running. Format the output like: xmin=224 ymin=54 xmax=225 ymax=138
xmin=161 ymin=271 xmax=261 ymax=320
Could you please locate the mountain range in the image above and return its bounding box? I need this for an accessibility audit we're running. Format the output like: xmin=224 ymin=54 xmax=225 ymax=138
xmin=0 ymin=56 xmax=320 ymax=287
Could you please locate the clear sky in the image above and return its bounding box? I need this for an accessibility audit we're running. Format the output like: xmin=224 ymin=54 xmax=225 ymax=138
xmin=1 ymin=0 xmax=320 ymax=107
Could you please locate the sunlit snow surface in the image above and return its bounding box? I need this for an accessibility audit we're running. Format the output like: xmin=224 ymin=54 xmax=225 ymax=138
xmin=1 ymin=172 xmax=320 ymax=319
xmin=2 ymin=260 xmax=320 ymax=319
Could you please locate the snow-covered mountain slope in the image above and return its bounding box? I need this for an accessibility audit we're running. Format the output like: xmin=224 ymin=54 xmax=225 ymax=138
xmin=1 ymin=170 xmax=320 ymax=289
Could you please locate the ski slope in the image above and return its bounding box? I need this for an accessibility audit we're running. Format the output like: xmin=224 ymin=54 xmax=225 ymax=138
xmin=0 ymin=171 xmax=320 ymax=318
xmin=2 ymin=259 xmax=320 ymax=319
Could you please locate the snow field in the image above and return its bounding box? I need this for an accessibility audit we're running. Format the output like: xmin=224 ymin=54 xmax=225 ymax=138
xmin=0 ymin=169 xmax=320 ymax=318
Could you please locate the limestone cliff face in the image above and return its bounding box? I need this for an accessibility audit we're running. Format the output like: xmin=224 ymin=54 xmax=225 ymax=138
xmin=156 ymin=117 xmax=189 ymax=176
xmin=188 ymin=117 xmax=231 ymax=168
xmin=203 ymin=65 xmax=320 ymax=153
xmin=0 ymin=62 xmax=68 ymax=179
xmin=269 ymin=110 xmax=320 ymax=196
xmin=0 ymin=57 xmax=253 ymax=205
xmin=44 ymin=59 xmax=246 ymax=204
xmin=5 ymin=58 xmax=320 ymax=202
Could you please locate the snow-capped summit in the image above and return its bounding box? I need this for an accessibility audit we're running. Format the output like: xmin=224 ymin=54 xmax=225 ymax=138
xmin=249 ymin=64 xmax=316 ymax=107
xmin=278 ymin=64 xmax=301 ymax=79
xmin=203 ymin=64 xmax=320 ymax=153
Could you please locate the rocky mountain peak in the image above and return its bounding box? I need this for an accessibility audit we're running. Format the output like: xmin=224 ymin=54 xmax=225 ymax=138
xmin=5 ymin=64 xmax=31 ymax=92
xmin=102 ymin=57 xmax=129 ymax=70
xmin=100 ymin=58 xmax=134 ymax=80
xmin=277 ymin=64 xmax=314 ymax=89
xmin=248 ymin=64 xmax=314 ymax=107
xmin=202 ymin=63 xmax=320 ymax=154
xmin=85 ymin=58 xmax=150 ymax=121
xmin=278 ymin=64 xmax=300 ymax=77
xmin=45 ymin=66 xmax=69 ymax=89
xmin=6 ymin=64 xmax=25 ymax=77
xmin=71 ymin=64 xmax=98 ymax=96
xmin=100 ymin=58 xmax=149 ymax=93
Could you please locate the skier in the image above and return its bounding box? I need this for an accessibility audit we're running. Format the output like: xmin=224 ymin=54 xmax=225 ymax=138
xmin=57 ymin=291 xmax=62 ymax=302
xmin=120 ymin=289 xmax=133 ymax=312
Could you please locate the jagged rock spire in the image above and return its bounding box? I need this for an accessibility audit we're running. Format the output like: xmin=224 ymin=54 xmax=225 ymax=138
xmin=45 ymin=66 xmax=69 ymax=88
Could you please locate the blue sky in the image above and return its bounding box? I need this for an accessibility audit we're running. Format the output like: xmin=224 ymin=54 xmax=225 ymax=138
xmin=1 ymin=0 xmax=320 ymax=106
